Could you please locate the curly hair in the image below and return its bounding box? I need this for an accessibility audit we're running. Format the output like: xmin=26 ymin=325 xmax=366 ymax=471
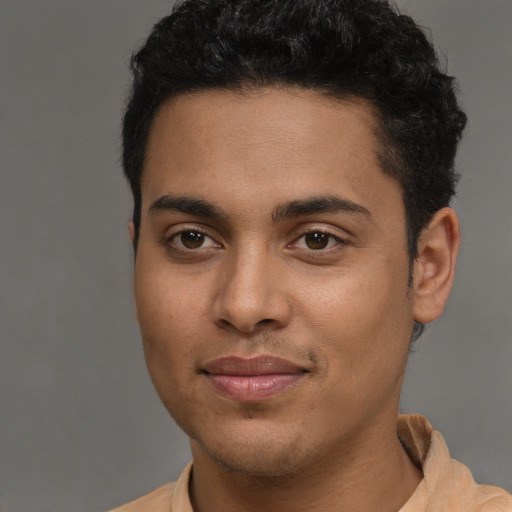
xmin=123 ymin=0 xmax=467 ymax=261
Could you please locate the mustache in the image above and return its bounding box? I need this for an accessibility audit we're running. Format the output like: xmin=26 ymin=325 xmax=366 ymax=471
xmin=192 ymin=331 xmax=321 ymax=371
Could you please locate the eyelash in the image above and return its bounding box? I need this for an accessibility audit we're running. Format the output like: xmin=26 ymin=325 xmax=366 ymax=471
xmin=166 ymin=226 xmax=221 ymax=252
xmin=165 ymin=227 xmax=347 ymax=254
xmin=291 ymin=230 xmax=346 ymax=252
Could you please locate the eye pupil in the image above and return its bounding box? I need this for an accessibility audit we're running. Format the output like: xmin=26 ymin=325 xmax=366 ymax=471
xmin=305 ymin=232 xmax=329 ymax=250
xmin=181 ymin=231 xmax=205 ymax=249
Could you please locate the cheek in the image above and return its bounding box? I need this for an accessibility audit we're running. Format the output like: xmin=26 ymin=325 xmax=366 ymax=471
xmin=133 ymin=264 xmax=199 ymax=389
xmin=300 ymin=283 xmax=411 ymax=425
xmin=295 ymin=257 xmax=413 ymax=378
xmin=134 ymin=257 xmax=209 ymax=338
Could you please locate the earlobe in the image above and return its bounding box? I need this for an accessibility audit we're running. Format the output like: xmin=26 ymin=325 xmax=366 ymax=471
xmin=412 ymin=207 xmax=460 ymax=324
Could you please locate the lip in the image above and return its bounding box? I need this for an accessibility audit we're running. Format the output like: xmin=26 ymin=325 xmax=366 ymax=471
xmin=202 ymin=356 xmax=307 ymax=402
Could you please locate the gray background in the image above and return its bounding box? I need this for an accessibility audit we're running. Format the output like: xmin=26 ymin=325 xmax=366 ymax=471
xmin=1 ymin=1 xmax=510 ymax=511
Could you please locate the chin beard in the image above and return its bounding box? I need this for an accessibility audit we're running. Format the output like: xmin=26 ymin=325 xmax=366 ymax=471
xmin=196 ymin=434 xmax=313 ymax=481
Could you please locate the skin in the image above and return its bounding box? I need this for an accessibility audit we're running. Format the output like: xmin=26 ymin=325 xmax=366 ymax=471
xmin=131 ymin=88 xmax=460 ymax=512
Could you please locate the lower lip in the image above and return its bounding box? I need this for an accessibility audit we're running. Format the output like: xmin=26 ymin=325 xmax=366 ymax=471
xmin=206 ymin=373 xmax=304 ymax=402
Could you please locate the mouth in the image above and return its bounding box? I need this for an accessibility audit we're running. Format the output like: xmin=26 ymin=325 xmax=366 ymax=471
xmin=202 ymin=355 xmax=307 ymax=402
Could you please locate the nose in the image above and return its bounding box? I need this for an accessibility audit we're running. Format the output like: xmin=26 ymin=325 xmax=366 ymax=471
xmin=212 ymin=247 xmax=291 ymax=334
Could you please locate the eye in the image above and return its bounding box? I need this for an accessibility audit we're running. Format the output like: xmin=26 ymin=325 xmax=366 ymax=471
xmin=294 ymin=231 xmax=342 ymax=251
xmin=170 ymin=230 xmax=219 ymax=250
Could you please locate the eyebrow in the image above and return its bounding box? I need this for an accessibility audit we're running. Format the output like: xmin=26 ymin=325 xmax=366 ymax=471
xmin=149 ymin=195 xmax=227 ymax=220
xmin=148 ymin=194 xmax=371 ymax=223
xmin=271 ymin=195 xmax=371 ymax=223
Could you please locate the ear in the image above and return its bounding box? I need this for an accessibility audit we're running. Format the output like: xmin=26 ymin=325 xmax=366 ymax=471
xmin=128 ymin=221 xmax=135 ymax=244
xmin=412 ymin=207 xmax=460 ymax=324
xmin=128 ymin=222 xmax=139 ymax=323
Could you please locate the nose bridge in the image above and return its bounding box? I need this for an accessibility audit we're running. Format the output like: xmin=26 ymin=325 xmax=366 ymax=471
xmin=213 ymin=241 xmax=289 ymax=333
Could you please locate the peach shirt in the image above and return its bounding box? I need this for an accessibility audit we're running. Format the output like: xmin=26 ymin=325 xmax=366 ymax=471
xmin=109 ymin=415 xmax=512 ymax=512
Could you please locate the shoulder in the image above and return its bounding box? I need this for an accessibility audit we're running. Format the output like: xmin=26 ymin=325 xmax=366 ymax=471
xmin=107 ymin=462 xmax=193 ymax=512
xmin=398 ymin=415 xmax=512 ymax=511
xmin=448 ymin=457 xmax=512 ymax=511
xmin=108 ymin=482 xmax=176 ymax=512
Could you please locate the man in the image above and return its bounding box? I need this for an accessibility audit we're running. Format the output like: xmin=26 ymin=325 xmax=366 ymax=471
xmin=111 ymin=0 xmax=512 ymax=510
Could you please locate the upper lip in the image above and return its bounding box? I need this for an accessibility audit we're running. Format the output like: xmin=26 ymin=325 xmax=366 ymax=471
xmin=202 ymin=355 xmax=305 ymax=376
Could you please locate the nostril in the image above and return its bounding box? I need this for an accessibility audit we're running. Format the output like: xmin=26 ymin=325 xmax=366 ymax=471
xmin=215 ymin=317 xmax=279 ymax=334
xmin=217 ymin=318 xmax=233 ymax=329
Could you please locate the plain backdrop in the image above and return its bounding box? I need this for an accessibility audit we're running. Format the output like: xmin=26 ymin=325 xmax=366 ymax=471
xmin=1 ymin=1 xmax=511 ymax=511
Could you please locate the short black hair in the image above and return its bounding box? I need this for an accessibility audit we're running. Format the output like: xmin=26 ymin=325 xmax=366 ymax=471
xmin=123 ymin=0 xmax=466 ymax=260
xmin=125 ymin=0 xmax=467 ymax=295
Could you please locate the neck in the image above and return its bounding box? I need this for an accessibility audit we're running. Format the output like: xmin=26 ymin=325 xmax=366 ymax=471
xmin=189 ymin=415 xmax=422 ymax=512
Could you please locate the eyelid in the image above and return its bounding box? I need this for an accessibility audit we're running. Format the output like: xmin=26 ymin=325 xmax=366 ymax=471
xmin=165 ymin=224 xmax=223 ymax=250
xmin=288 ymin=225 xmax=349 ymax=252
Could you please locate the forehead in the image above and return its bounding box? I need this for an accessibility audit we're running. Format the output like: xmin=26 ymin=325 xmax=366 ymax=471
xmin=146 ymin=88 xmax=378 ymax=163
xmin=142 ymin=87 xmax=403 ymax=221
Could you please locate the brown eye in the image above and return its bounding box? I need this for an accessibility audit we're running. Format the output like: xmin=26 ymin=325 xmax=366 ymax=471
xmin=180 ymin=231 xmax=205 ymax=249
xmin=171 ymin=230 xmax=219 ymax=250
xmin=293 ymin=231 xmax=343 ymax=251
xmin=304 ymin=232 xmax=330 ymax=250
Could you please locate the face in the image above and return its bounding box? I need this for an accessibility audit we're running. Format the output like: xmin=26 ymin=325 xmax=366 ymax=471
xmin=133 ymin=88 xmax=415 ymax=476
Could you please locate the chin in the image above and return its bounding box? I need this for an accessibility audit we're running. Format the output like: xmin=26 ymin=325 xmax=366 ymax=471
xmin=207 ymin=442 xmax=307 ymax=478
xmin=191 ymin=420 xmax=316 ymax=478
